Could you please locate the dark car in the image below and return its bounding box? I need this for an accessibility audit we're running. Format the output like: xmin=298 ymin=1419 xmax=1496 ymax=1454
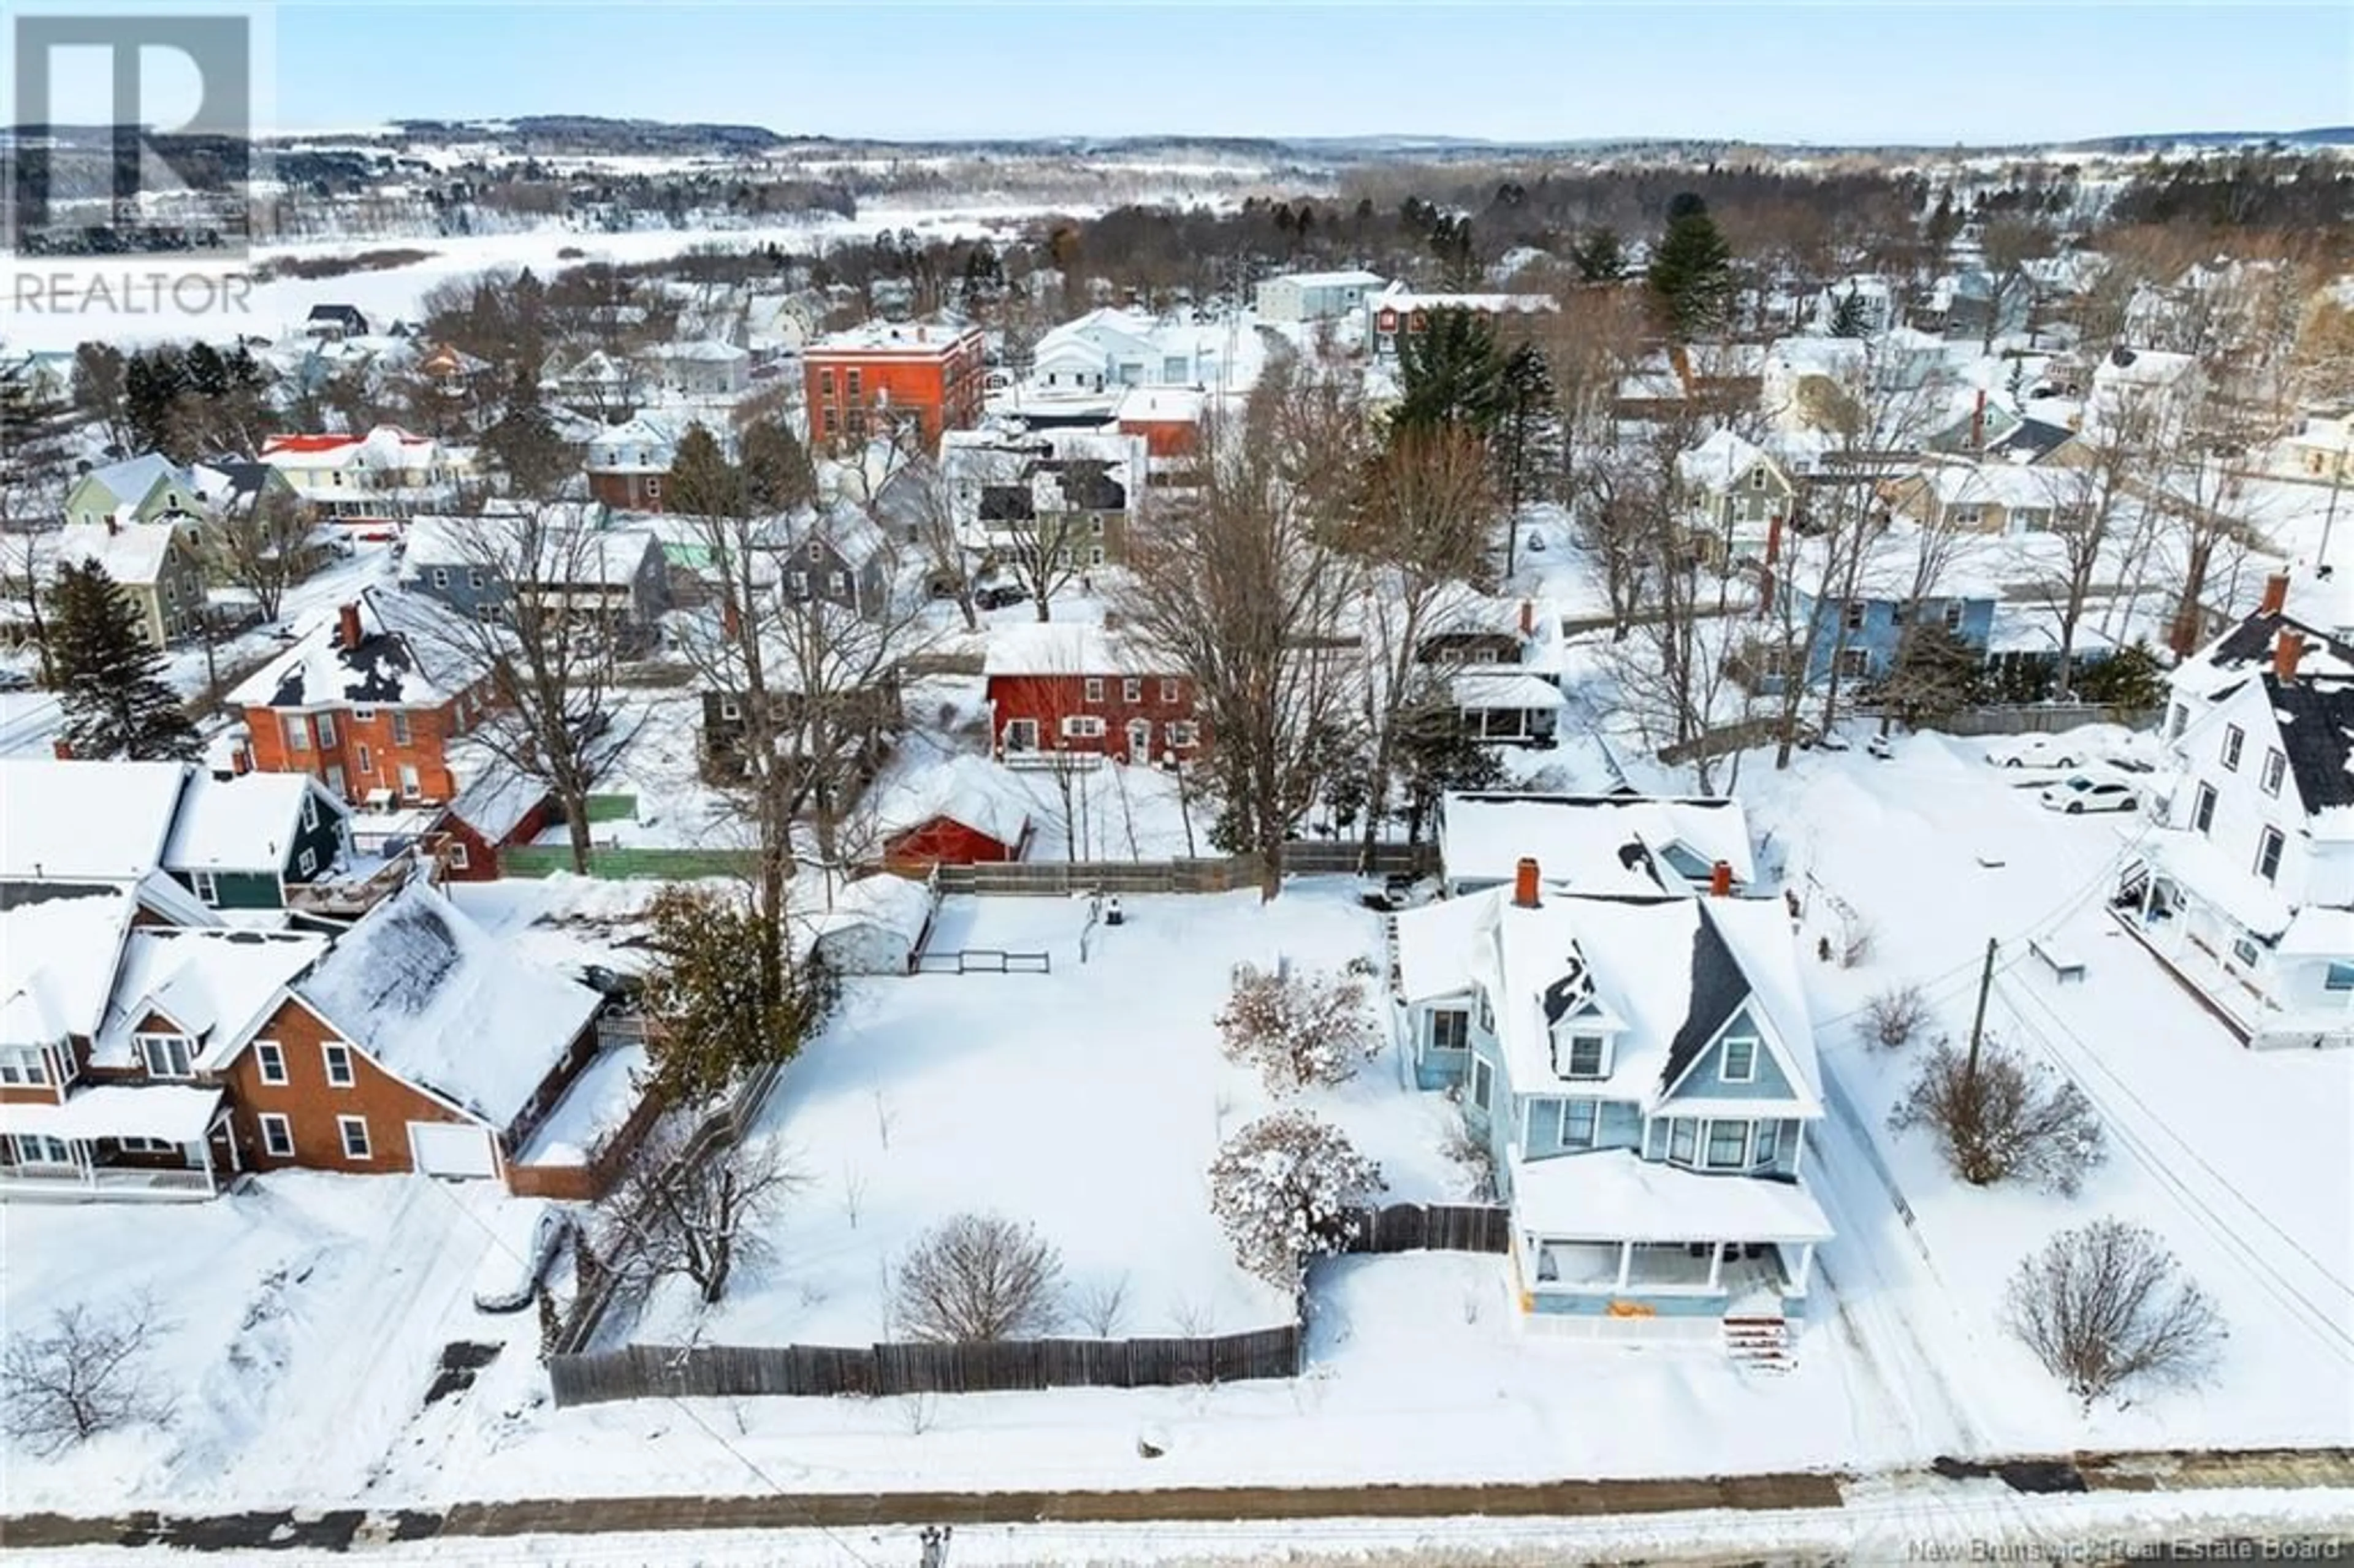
xmin=975 ymin=584 xmax=1030 ymax=611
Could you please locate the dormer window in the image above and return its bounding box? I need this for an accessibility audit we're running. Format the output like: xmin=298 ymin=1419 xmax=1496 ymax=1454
xmin=1721 ymin=1036 xmax=1759 ymax=1084
xmin=137 ymin=1033 xmax=195 ymax=1079
xmin=1558 ymin=1032 xmax=1610 ymax=1079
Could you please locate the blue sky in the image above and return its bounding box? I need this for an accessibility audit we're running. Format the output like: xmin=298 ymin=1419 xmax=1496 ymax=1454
xmin=264 ymin=2 xmax=2350 ymax=144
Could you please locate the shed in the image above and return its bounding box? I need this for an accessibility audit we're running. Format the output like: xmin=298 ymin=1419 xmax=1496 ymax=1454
xmin=878 ymin=755 xmax=1035 ymax=868
xmin=807 ymin=873 xmax=937 ymax=976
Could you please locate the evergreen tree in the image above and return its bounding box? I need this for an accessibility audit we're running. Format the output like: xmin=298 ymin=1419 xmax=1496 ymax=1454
xmin=1392 ymin=306 xmax=1506 ymax=437
xmin=739 ymin=417 xmax=818 ymax=514
xmin=666 ymin=423 xmax=744 ymax=518
xmin=123 ymin=349 xmax=188 ymax=455
xmin=2071 ymin=641 xmax=2167 ymax=709
xmin=1648 ymin=196 xmax=1736 ymax=342
xmin=1492 ymin=340 xmax=1563 ymax=573
xmin=71 ymin=342 xmax=129 ymax=454
xmin=48 ymin=559 xmax=199 ymax=761
xmin=1396 ymin=709 xmax=1506 ymax=845
xmin=1571 ymin=227 xmax=1626 ymax=284
xmin=479 ymin=371 xmax=572 ymax=500
xmin=1876 ymin=622 xmax=1984 ymax=729
xmin=1828 ymin=287 xmax=1872 ymax=338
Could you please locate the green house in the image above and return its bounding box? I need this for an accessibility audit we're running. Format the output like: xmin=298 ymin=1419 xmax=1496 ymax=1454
xmin=161 ymin=772 xmax=351 ymax=910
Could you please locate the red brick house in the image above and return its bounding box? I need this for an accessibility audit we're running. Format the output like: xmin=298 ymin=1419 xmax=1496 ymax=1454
xmin=981 ymin=623 xmax=1204 ymax=765
xmin=878 ymin=755 xmax=1034 ymax=869
xmin=804 ymin=321 xmax=986 ymax=453
xmin=230 ymin=588 xmax=500 ymax=807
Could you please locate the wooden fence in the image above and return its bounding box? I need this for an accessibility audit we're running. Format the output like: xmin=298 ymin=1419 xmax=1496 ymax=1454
xmin=912 ymin=948 xmax=1051 ymax=975
xmin=930 ymin=841 xmax=1434 ymax=897
xmin=1341 ymin=1201 xmax=1512 ymax=1255
xmin=1853 ymin=702 xmax=2161 ymax=737
xmin=499 ymin=845 xmax=758 ymax=881
xmin=549 ymin=1323 xmax=1302 ymax=1407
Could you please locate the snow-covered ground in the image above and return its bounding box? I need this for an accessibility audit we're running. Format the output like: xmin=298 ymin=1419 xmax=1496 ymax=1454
xmin=626 ymin=883 xmax=1468 ymax=1349
xmin=3 ymin=202 xmax=1071 ymax=353
xmin=1731 ymin=728 xmax=2354 ymax=1455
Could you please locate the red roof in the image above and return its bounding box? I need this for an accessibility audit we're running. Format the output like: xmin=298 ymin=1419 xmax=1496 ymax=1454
xmin=262 ymin=433 xmax=361 ymax=454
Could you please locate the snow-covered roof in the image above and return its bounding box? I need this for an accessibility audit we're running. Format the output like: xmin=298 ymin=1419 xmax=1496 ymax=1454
xmin=0 ymin=1083 xmax=224 ymax=1144
xmin=93 ymin=926 xmax=330 ymax=1070
xmin=444 ymin=765 xmax=549 ymax=844
xmin=807 ymin=320 xmax=980 ymax=358
xmin=1675 ymin=430 xmax=1779 ymax=494
xmin=877 ymin=754 xmax=1033 ymax=849
xmin=403 ymin=512 xmax=661 ymax=587
xmin=1268 ymin=268 xmax=1387 ymax=289
xmin=809 ymin=872 xmax=935 ymax=948
xmin=1393 ymin=888 xmax=1819 ymax=1118
xmin=1116 ymin=386 xmax=1206 ymax=424
xmin=1450 ymin=670 xmax=1566 ymax=712
xmin=1369 ymin=281 xmax=1556 ymax=316
xmin=1919 ymin=462 xmax=2074 ymax=511
xmin=981 ymin=622 xmax=1175 ymax=678
xmin=291 ymin=879 xmax=601 ymax=1128
xmin=260 ymin=424 xmax=444 ymax=471
xmin=52 ymin=519 xmax=187 ymax=587
xmin=162 ymin=772 xmax=337 ymax=875
xmin=77 ymin=453 xmax=185 ymax=506
xmin=643 ymin=339 xmax=749 ymax=364
xmin=2092 ymin=346 xmax=2197 ymax=388
xmin=227 ymin=585 xmax=486 ymax=710
xmin=1511 ymin=1147 xmax=1833 ymax=1243
xmin=2144 ymin=825 xmax=2294 ymax=942
xmin=1438 ymin=793 xmax=1758 ymax=896
xmin=0 ymin=884 xmax=140 ymax=1046
xmin=1 ymin=759 xmax=189 ymax=881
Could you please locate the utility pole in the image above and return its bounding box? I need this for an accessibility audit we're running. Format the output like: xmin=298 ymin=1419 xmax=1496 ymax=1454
xmin=1966 ymin=935 xmax=1998 ymax=1083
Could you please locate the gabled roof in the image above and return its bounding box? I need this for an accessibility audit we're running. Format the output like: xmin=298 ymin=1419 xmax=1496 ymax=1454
xmin=1393 ymin=889 xmax=1819 ymax=1116
xmin=164 ymin=772 xmax=341 ymax=875
xmin=75 ymin=453 xmax=186 ymax=508
xmin=2175 ymin=608 xmax=2354 ymax=703
xmin=289 ymin=878 xmax=600 ymax=1128
xmin=0 ymin=883 xmax=141 ymax=1046
xmin=2262 ymin=675 xmax=2354 ymax=817
xmin=53 ymin=518 xmax=189 ymax=588
xmin=403 ymin=512 xmax=662 ymax=588
xmin=0 ymin=759 xmax=189 ymax=881
xmin=1438 ymin=792 xmax=1758 ymax=897
xmin=227 ymin=586 xmax=485 ymax=710
xmin=444 ymin=767 xmax=550 ymax=845
xmin=1984 ymin=417 xmax=2079 ymax=463
xmin=981 ymin=622 xmax=1176 ymax=678
xmin=876 ymin=754 xmax=1033 ymax=849
xmin=93 ymin=926 xmax=330 ymax=1070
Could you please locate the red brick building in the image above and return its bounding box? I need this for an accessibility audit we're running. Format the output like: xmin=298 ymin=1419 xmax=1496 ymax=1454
xmin=981 ymin=623 xmax=1204 ymax=765
xmin=230 ymin=588 xmax=498 ymax=807
xmin=804 ymin=321 xmax=986 ymax=452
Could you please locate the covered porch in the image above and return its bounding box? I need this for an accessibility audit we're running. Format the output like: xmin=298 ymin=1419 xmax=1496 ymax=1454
xmin=1449 ymin=670 xmax=1564 ymax=746
xmin=1507 ymin=1149 xmax=1831 ymax=1319
xmin=0 ymin=1086 xmax=238 ymax=1203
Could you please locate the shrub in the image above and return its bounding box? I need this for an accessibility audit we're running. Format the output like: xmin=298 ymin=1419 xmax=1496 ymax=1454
xmin=1216 ymin=962 xmax=1382 ymax=1094
xmin=2005 ymin=1219 xmax=2225 ymax=1408
xmin=1857 ymin=983 xmax=1930 ymax=1049
xmin=1889 ymin=1037 xmax=2106 ymax=1195
xmin=2 ymin=1293 xmax=175 ymax=1456
xmin=892 ymin=1213 xmax=1065 ymax=1342
xmin=1208 ymin=1111 xmax=1387 ymax=1289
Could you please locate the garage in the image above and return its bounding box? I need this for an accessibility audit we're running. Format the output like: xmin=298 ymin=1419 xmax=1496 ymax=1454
xmin=408 ymin=1121 xmax=500 ymax=1179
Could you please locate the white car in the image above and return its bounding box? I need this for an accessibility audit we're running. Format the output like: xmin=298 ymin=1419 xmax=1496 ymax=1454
xmin=471 ymin=1200 xmax=574 ymax=1314
xmin=1986 ymin=735 xmax=2086 ymax=769
xmin=2040 ymin=774 xmax=2140 ymax=815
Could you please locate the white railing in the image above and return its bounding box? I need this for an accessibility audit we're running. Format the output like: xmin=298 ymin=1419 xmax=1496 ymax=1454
xmin=0 ymin=1165 xmax=220 ymax=1202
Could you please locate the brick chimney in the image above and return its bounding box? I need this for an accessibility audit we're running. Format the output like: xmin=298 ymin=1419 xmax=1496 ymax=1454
xmin=722 ymin=597 xmax=741 ymax=638
xmin=1710 ymin=860 xmax=1734 ymax=897
xmin=50 ymin=736 xmax=72 ymax=760
xmin=2275 ymin=628 xmax=2305 ymax=683
xmin=1513 ymin=857 xmax=1541 ymax=910
xmin=231 ymin=744 xmax=251 ymax=776
xmin=1518 ymin=599 xmax=1535 ymax=637
xmin=1970 ymin=388 xmax=1987 ymax=450
xmin=1765 ymin=512 xmax=1784 ymax=567
xmin=2260 ymin=570 xmax=2291 ymax=617
xmin=338 ymin=601 xmax=363 ymax=651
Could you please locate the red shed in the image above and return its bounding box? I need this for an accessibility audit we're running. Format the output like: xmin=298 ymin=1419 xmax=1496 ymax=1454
xmin=878 ymin=755 xmax=1035 ymax=869
xmin=435 ymin=769 xmax=554 ymax=881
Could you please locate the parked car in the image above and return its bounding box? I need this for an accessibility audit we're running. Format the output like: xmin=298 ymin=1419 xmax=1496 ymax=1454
xmin=975 ymin=583 xmax=1029 ymax=611
xmin=1985 ymin=735 xmax=2086 ymax=769
xmin=0 ymin=668 xmax=33 ymax=692
xmin=2040 ymin=774 xmax=2140 ymax=815
xmin=471 ymin=1200 xmax=574 ymax=1313
xmin=1865 ymin=733 xmax=1895 ymax=761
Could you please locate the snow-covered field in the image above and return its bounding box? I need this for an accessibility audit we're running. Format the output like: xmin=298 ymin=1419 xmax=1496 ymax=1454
xmin=7 ymin=201 xmax=1078 ymax=354
xmin=627 ymin=883 xmax=1468 ymax=1348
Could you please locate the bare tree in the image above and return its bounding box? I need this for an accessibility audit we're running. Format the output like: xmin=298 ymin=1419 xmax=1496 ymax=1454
xmin=1889 ymin=1035 xmax=2108 ymax=1195
xmin=958 ymin=440 xmax=1095 ymax=623
xmin=1072 ymin=1272 xmax=1132 ymax=1338
xmin=2005 ymin=1219 xmax=2225 ymax=1409
xmin=1118 ymin=360 xmax=1364 ymax=899
xmin=1975 ymin=216 xmax=2055 ymax=352
xmin=882 ymin=453 xmax=980 ymax=631
xmin=213 ymin=487 xmax=317 ymax=625
xmin=600 ymin=1126 xmax=809 ymax=1307
xmin=1856 ymin=983 xmax=1930 ymax=1050
xmin=2033 ymin=400 xmax=2160 ymax=696
xmin=433 ymin=501 xmax=639 ymax=875
xmin=2 ymin=1292 xmax=177 ymax=1456
xmin=1349 ymin=426 xmax=1501 ymax=868
xmin=893 ymin=1212 xmax=1066 ymax=1342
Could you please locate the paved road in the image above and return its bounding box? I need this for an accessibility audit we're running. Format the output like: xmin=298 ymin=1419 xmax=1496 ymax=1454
xmin=6 ymin=1447 xmax=2347 ymax=1555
